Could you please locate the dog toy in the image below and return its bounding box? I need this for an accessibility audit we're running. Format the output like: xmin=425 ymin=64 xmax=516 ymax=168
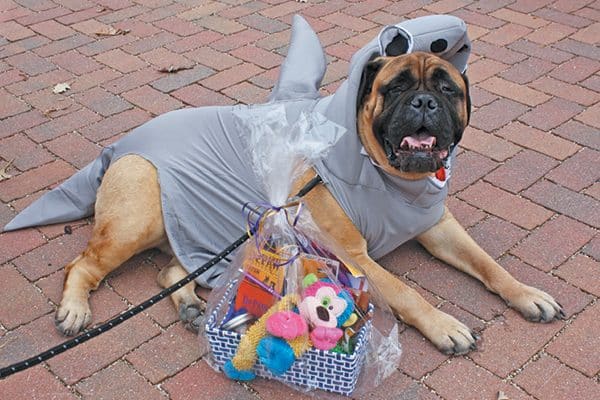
xmin=298 ymin=273 xmax=356 ymax=350
xmin=223 ymin=294 xmax=311 ymax=380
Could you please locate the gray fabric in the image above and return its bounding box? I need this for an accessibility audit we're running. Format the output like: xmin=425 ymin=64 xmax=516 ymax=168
xmin=4 ymin=14 xmax=469 ymax=286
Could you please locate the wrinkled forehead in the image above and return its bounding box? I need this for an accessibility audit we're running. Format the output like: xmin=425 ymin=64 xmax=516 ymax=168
xmin=377 ymin=53 xmax=465 ymax=88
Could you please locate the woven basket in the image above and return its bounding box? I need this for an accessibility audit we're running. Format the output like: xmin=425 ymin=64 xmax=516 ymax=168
xmin=205 ymin=283 xmax=372 ymax=396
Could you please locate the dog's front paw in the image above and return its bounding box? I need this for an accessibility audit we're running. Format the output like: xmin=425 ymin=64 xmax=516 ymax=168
xmin=55 ymin=299 xmax=92 ymax=336
xmin=422 ymin=310 xmax=479 ymax=355
xmin=506 ymin=284 xmax=564 ymax=323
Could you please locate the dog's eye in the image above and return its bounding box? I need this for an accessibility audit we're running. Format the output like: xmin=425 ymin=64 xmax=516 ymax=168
xmin=440 ymin=84 xmax=454 ymax=94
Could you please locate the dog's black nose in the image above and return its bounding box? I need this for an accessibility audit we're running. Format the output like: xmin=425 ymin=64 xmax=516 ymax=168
xmin=410 ymin=93 xmax=438 ymax=111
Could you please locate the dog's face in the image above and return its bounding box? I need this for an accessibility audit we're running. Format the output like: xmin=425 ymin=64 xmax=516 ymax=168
xmin=357 ymin=52 xmax=471 ymax=179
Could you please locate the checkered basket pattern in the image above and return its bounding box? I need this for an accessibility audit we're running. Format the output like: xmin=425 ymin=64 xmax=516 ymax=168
xmin=205 ymin=283 xmax=372 ymax=396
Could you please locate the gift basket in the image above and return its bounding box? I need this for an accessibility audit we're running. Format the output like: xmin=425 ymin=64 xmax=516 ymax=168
xmin=202 ymin=104 xmax=401 ymax=396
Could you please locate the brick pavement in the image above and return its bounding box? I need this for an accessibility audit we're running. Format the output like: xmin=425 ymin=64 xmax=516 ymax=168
xmin=0 ymin=1 xmax=598 ymax=399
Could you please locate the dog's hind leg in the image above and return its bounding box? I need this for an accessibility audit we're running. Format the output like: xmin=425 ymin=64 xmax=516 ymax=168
xmin=56 ymin=155 xmax=167 ymax=335
xmin=157 ymin=258 xmax=204 ymax=332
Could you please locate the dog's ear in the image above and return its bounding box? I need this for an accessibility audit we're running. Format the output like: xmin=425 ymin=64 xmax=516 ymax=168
xmin=462 ymin=72 xmax=471 ymax=126
xmin=454 ymin=72 xmax=471 ymax=146
xmin=357 ymin=54 xmax=386 ymax=112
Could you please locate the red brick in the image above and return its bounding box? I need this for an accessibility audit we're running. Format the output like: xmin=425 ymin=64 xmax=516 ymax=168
xmin=121 ymin=31 xmax=178 ymax=55
xmin=94 ymin=48 xmax=147 ymax=73
xmin=471 ymin=40 xmax=528 ymax=64
xmin=210 ymin=28 xmax=267 ymax=52
xmin=0 ymin=159 xmax=76 ymax=202
xmin=481 ymin=22 xmax=533 ymax=46
xmin=45 ymin=132 xmax=102 ymax=169
xmin=201 ymin=62 xmax=263 ymax=91
xmin=530 ymin=76 xmax=600 ymax=106
xmin=163 ymin=361 xmax=256 ymax=400
xmin=137 ymin=3 xmax=186 ymax=23
xmin=511 ymin=216 xmax=596 ymax=271
xmin=525 ymin=21 xmax=577 ymax=44
xmin=548 ymin=302 xmax=600 ymax=376
xmin=0 ymin=365 xmax=77 ymax=400
xmin=139 ymin=47 xmax=193 ymax=71
xmin=499 ymin=57 xmax=555 ymax=84
xmin=56 ymin=6 xmax=110 ymax=25
xmin=178 ymin=2 xmax=228 ymax=20
xmin=0 ymin=6 xmax=31 ymax=23
xmin=114 ymin=18 xmax=160 ymax=38
xmin=230 ymin=45 xmax=283 ymax=69
xmin=195 ymin=15 xmax=246 ymax=36
xmin=575 ymin=101 xmax=600 ymax=129
xmin=485 ymin=149 xmax=559 ymax=193
xmin=70 ymin=67 xmax=122 ymax=93
xmin=425 ymin=358 xmax=534 ymax=400
xmin=470 ymin=98 xmax=528 ymax=132
xmin=509 ymin=0 xmax=554 ymax=13
xmin=78 ymin=33 xmax=137 ymax=57
xmin=6 ymin=51 xmax=57 ymax=76
xmin=30 ymin=19 xmax=75 ymax=40
xmin=446 ymin=197 xmax=487 ymax=228
xmin=458 ymin=181 xmax=553 ymax=230
xmin=151 ymin=65 xmax=214 ymax=93
xmin=407 ymin=257 xmax=507 ymax=320
xmin=586 ymin=183 xmax=600 ymax=200
xmin=0 ymin=88 xmax=29 ymax=119
xmin=580 ymin=74 xmax=600 ymax=92
xmin=47 ymin=313 xmax=160 ymax=384
xmin=555 ymin=255 xmax=600 ymax=297
xmin=0 ymin=20 xmax=35 ymax=41
xmin=75 ymin=360 xmax=165 ymax=400
xmin=471 ymin=309 xmax=563 ymax=377
xmin=0 ymin=133 xmax=54 ymax=171
xmin=490 ymin=8 xmax=550 ymax=28
xmin=80 ymin=108 xmax=151 ymax=142
xmin=0 ymin=314 xmax=66 ymax=368
xmin=379 ymin=239 xmax=439 ymax=277
xmin=397 ymin=326 xmax=449 ymax=379
xmin=322 ymin=12 xmax=377 ymax=32
xmin=125 ymin=324 xmax=202 ymax=383
xmin=165 ymin=30 xmax=223 ymax=53
xmin=0 ymin=68 xmax=26 ymax=88
xmin=22 ymin=84 xmax=81 ymax=115
xmin=238 ymin=14 xmax=289 ymax=35
xmin=497 ymin=121 xmax=581 ymax=160
xmin=453 ymin=8 xmax=506 ymax=28
xmin=459 ymin=127 xmax=522 ymax=162
xmin=534 ymin=6 xmax=595 ymax=28
xmin=52 ymin=50 xmax=102 ymax=75
xmin=0 ymin=264 xmax=53 ymax=329
xmin=523 ymin=180 xmax=600 ymax=228
xmin=153 ymin=16 xmax=204 ymax=36
xmin=185 ymin=46 xmax=241 ymax=71
xmin=26 ymin=107 xmax=102 ymax=143
xmin=103 ymin=67 xmax=162 ymax=94
xmin=425 ymin=0 xmax=472 ymax=13
xmin=122 ymin=85 xmax=183 ymax=115
xmin=97 ymin=4 xmax=147 ymax=24
xmin=260 ymin=1 xmax=308 ymax=18
xmin=221 ymin=81 xmax=270 ymax=104
xmin=508 ymin=38 xmax=573 ymax=64
xmin=547 ymin=148 xmax=600 ymax=191
xmin=467 ymin=216 xmax=528 ymax=259
xmin=469 ymin=86 xmax=499 ymax=107
xmin=551 ymin=56 xmax=599 ymax=83
xmin=449 ymin=150 xmax=498 ymax=194
xmin=16 ymin=4 xmax=70 ymax=24
xmin=520 ymin=98 xmax=583 ymax=131
xmin=34 ymin=33 xmax=95 ymax=58
xmin=171 ymin=84 xmax=235 ymax=107
xmin=13 ymin=225 xmax=91 ymax=280
xmin=513 ymin=354 xmax=599 ymax=400
xmin=571 ymin=21 xmax=600 ymax=44
xmin=74 ymin=86 xmax=133 ymax=117
xmin=500 ymin=255 xmax=593 ymax=318
xmin=354 ymin=371 xmax=441 ymax=400
xmin=107 ymin=256 xmax=179 ymax=328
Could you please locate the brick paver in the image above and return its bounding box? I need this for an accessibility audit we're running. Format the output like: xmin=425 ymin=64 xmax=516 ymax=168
xmin=0 ymin=1 xmax=598 ymax=399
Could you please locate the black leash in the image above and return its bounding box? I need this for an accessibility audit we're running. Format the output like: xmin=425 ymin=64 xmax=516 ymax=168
xmin=0 ymin=175 xmax=323 ymax=379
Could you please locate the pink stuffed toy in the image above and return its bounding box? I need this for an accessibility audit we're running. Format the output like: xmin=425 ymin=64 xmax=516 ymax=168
xmin=298 ymin=274 xmax=354 ymax=350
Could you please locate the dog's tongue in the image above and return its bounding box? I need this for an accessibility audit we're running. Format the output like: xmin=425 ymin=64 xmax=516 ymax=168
xmin=400 ymin=134 xmax=436 ymax=149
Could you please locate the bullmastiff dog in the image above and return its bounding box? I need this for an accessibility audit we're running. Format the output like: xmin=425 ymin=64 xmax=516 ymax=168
xmin=50 ymin=51 xmax=563 ymax=356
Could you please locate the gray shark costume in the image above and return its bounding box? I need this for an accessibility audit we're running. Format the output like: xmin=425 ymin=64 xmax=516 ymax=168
xmin=4 ymin=15 xmax=470 ymax=287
